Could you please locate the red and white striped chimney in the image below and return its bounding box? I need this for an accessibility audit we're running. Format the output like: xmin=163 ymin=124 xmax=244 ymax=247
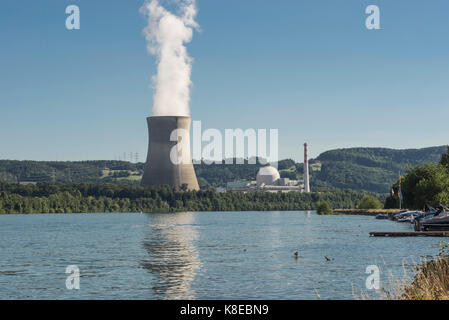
xmin=303 ymin=143 xmax=310 ymax=193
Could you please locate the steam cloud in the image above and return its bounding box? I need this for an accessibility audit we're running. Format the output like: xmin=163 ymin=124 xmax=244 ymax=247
xmin=141 ymin=0 xmax=199 ymax=117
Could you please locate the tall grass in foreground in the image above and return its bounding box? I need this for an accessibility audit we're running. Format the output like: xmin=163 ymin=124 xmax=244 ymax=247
xmin=358 ymin=242 xmax=449 ymax=300
xmin=390 ymin=255 xmax=449 ymax=300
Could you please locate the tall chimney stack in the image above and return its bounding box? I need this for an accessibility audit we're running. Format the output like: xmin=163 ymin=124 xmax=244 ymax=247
xmin=141 ymin=116 xmax=200 ymax=191
xmin=303 ymin=142 xmax=310 ymax=193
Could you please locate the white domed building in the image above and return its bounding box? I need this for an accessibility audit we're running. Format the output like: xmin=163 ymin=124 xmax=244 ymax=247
xmin=227 ymin=165 xmax=304 ymax=193
xmin=256 ymin=166 xmax=280 ymax=186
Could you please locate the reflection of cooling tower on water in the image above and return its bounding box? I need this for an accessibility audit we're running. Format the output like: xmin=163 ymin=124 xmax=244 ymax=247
xmin=141 ymin=213 xmax=200 ymax=299
xmin=141 ymin=116 xmax=200 ymax=190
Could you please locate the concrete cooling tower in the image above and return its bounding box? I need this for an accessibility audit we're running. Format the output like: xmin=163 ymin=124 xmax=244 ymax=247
xmin=141 ymin=116 xmax=200 ymax=191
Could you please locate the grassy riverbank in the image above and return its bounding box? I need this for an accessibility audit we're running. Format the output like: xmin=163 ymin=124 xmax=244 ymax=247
xmin=386 ymin=245 xmax=449 ymax=300
xmin=399 ymin=256 xmax=449 ymax=299
xmin=334 ymin=209 xmax=402 ymax=216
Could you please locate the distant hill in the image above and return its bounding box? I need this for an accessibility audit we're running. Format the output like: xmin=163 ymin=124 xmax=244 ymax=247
xmin=194 ymin=146 xmax=449 ymax=193
xmin=0 ymin=146 xmax=446 ymax=193
xmin=311 ymin=146 xmax=448 ymax=193
xmin=0 ymin=160 xmax=145 ymax=185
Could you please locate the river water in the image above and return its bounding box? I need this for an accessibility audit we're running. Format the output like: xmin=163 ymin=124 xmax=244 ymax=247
xmin=0 ymin=211 xmax=441 ymax=299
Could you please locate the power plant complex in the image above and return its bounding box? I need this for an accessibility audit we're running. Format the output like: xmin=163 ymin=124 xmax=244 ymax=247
xmin=140 ymin=114 xmax=310 ymax=193
xmin=139 ymin=0 xmax=312 ymax=193
xmin=226 ymin=143 xmax=312 ymax=193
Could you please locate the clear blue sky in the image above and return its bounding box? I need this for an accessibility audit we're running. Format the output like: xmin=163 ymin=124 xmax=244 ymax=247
xmin=1 ymin=0 xmax=448 ymax=162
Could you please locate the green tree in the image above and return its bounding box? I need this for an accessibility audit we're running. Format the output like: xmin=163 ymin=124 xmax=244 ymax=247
xmin=316 ymin=201 xmax=333 ymax=215
xmin=357 ymin=195 xmax=383 ymax=209
xmin=440 ymin=146 xmax=449 ymax=169
xmin=384 ymin=195 xmax=400 ymax=209
xmin=401 ymin=163 xmax=449 ymax=209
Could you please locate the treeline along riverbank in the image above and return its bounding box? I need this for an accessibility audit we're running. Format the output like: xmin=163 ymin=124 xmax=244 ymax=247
xmin=0 ymin=182 xmax=381 ymax=214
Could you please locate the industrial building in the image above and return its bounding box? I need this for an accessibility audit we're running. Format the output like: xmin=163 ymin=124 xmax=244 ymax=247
xmin=226 ymin=165 xmax=304 ymax=193
xmin=226 ymin=143 xmax=311 ymax=193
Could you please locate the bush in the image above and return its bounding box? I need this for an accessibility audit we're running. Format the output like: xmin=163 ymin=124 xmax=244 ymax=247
xmin=316 ymin=201 xmax=333 ymax=215
xmin=357 ymin=195 xmax=383 ymax=209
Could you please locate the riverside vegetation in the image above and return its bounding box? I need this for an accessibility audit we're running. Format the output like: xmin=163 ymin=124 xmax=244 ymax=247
xmin=384 ymin=242 xmax=449 ymax=300
xmin=315 ymin=195 xmax=383 ymax=215
xmin=0 ymin=182 xmax=379 ymax=214
xmin=385 ymin=146 xmax=449 ymax=209
xmin=316 ymin=201 xmax=333 ymax=215
xmin=378 ymin=147 xmax=449 ymax=299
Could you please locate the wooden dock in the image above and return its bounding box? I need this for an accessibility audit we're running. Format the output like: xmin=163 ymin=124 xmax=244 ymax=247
xmin=370 ymin=231 xmax=449 ymax=237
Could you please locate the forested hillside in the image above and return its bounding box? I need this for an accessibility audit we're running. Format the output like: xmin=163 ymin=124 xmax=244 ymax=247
xmin=0 ymin=160 xmax=145 ymax=184
xmin=313 ymin=146 xmax=447 ymax=193
xmin=0 ymin=146 xmax=446 ymax=193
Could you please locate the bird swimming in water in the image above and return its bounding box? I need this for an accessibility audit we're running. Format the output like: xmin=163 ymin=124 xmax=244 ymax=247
xmin=294 ymin=251 xmax=299 ymax=259
xmin=325 ymin=256 xmax=332 ymax=262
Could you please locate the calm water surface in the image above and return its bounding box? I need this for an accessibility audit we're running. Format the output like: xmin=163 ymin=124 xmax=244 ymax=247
xmin=0 ymin=211 xmax=441 ymax=299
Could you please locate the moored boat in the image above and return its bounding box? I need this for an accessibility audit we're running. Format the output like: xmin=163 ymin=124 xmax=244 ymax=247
xmin=414 ymin=205 xmax=449 ymax=231
xmin=392 ymin=210 xmax=421 ymax=222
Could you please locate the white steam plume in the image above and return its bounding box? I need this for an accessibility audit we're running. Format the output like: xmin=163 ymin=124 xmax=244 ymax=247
xmin=141 ymin=0 xmax=199 ymax=117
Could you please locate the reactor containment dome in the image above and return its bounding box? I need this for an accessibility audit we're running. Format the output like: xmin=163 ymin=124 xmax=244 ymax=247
xmin=256 ymin=166 xmax=280 ymax=186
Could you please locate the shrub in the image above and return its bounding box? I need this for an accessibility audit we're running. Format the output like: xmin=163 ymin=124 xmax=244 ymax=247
xmin=316 ymin=201 xmax=333 ymax=215
xmin=357 ymin=195 xmax=383 ymax=209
